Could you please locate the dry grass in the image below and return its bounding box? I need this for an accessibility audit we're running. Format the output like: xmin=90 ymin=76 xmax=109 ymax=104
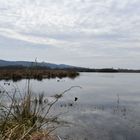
xmin=0 ymin=78 xmax=81 ymax=140
xmin=0 ymin=69 xmax=79 ymax=81
xmin=0 ymin=83 xmax=62 ymax=140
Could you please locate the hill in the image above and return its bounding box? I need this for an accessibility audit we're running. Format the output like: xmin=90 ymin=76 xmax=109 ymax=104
xmin=0 ymin=60 xmax=75 ymax=69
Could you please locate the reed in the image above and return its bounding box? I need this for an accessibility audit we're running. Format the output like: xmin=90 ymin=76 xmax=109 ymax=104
xmin=0 ymin=81 xmax=81 ymax=140
xmin=0 ymin=86 xmax=60 ymax=139
xmin=0 ymin=69 xmax=79 ymax=81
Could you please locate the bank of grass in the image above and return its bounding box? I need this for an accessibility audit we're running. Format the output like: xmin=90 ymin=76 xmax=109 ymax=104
xmin=0 ymin=69 xmax=79 ymax=81
xmin=0 ymin=85 xmax=65 ymax=140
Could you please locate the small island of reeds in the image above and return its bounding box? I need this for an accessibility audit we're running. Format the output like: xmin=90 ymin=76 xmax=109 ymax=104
xmin=0 ymin=68 xmax=79 ymax=81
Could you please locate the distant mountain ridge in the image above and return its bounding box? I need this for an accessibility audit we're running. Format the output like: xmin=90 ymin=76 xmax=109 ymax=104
xmin=0 ymin=60 xmax=75 ymax=69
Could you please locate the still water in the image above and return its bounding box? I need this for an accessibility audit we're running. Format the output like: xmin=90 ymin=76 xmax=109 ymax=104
xmin=1 ymin=73 xmax=140 ymax=140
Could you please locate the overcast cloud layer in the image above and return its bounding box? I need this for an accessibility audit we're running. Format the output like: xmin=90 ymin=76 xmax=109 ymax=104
xmin=0 ymin=0 xmax=140 ymax=68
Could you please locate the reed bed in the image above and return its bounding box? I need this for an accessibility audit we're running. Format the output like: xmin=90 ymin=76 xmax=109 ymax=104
xmin=0 ymin=69 xmax=79 ymax=81
xmin=0 ymin=80 xmax=81 ymax=140
xmin=0 ymin=84 xmax=71 ymax=139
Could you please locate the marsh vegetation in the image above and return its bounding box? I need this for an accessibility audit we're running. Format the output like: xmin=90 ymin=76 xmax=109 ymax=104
xmin=0 ymin=69 xmax=79 ymax=81
xmin=0 ymin=85 xmax=57 ymax=139
xmin=0 ymin=78 xmax=81 ymax=140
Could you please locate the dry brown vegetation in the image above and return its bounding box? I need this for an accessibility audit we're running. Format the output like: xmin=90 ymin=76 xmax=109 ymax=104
xmin=0 ymin=69 xmax=79 ymax=81
xmin=0 ymin=85 xmax=79 ymax=140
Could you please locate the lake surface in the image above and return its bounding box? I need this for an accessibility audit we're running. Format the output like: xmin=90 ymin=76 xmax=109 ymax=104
xmin=1 ymin=73 xmax=140 ymax=140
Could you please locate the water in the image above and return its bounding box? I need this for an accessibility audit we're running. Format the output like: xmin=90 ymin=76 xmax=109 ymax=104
xmin=1 ymin=73 xmax=140 ymax=140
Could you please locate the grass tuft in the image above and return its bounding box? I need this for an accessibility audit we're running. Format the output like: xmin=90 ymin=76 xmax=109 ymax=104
xmin=0 ymin=80 xmax=81 ymax=140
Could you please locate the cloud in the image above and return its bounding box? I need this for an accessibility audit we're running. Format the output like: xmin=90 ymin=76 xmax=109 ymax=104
xmin=0 ymin=27 xmax=70 ymax=47
xmin=0 ymin=0 xmax=140 ymax=42
xmin=0 ymin=0 xmax=140 ymax=68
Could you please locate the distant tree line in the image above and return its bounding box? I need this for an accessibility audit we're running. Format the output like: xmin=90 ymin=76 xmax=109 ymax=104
xmin=0 ymin=65 xmax=140 ymax=73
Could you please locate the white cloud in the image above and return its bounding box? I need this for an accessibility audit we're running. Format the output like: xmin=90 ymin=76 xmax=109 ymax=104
xmin=0 ymin=27 xmax=69 ymax=47
xmin=0 ymin=0 xmax=140 ymax=68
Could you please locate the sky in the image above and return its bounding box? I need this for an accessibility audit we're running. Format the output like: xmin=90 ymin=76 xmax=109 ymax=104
xmin=0 ymin=0 xmax=140 ymax=68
